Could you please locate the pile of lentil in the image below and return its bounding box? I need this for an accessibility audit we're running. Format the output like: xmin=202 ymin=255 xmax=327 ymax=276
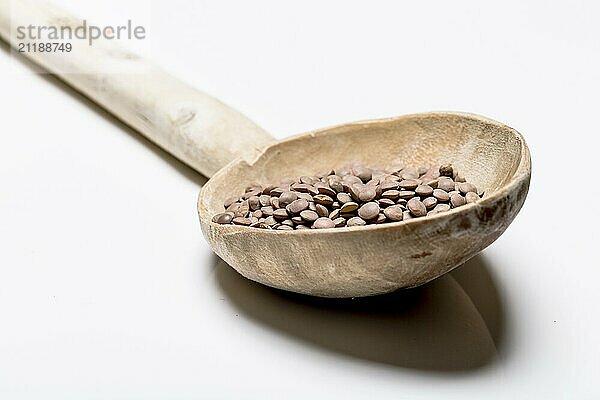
xmin=212 ymin=163 xmax=482 ymax=230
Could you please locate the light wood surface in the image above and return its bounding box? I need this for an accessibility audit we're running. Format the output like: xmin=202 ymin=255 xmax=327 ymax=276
xmin=198 ymin=112 xmax=531 ymax=297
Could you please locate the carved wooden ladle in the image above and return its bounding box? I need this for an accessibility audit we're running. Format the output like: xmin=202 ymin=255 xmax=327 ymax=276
xmin=0 ymin=0 xmax=531 ymax=297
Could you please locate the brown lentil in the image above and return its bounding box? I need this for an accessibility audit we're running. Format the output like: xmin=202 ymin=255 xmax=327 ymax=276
xmin=212 ymin=162 xmax=482 ymax=230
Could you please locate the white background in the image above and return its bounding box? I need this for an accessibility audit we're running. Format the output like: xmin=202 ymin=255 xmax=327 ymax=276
xmin=1 ymin=1 xmax=599 ymax=398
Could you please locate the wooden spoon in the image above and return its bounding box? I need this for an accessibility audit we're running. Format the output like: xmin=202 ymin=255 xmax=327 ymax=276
xmin=0 ymin=0 xmax=531 ymax=297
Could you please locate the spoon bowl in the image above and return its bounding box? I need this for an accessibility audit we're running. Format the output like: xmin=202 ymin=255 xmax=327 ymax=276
xmin=198 ymin=112 xmax=530 ymax=297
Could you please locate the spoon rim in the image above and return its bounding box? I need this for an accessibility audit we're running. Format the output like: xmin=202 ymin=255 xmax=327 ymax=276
xmin=198 ymin=111 xmax=531 ymax=235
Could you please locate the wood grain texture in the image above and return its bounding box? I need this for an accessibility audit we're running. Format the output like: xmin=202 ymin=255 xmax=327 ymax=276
xmin=198 ymin=112 xmax=531 ymax=297
xmin=0 ymin=0 xmax=274 ymax=176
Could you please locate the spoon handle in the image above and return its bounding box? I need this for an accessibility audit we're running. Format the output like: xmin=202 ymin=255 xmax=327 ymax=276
xmin=0 ymin=0 xmax=275 ymax=178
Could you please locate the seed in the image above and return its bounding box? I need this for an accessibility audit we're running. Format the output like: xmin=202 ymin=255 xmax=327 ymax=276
xmin=433 ymin=203 xmax=451 ymax=213
xmin=234 ymin=201 xmax=249 ymax=217
xmin=433 ymin=189 xmax=450 ymax=202
xmin=378 ymin=198 xmax=396 ymax=207
xmin=281 ymin=219 xmax=294 ymax=227
xmin=278 ymin=191 xmax=297 ymax=207
xmin=293 ymin=192 xmax=310 ymax=202
xmin=340 ymin=201 xmax=359 ymax=213
xmin=232 ymin=217 xmax=252 ymax=226
xmin=252 ymin=210 xmax=263 ymax=218
xmin=212 ymin=212 xmax=233 ymax=224
xmin=385 ymin=164 xmax=404 ymax=174
xmin=300 ymin=175 xmax=314 ymax=185
xmin=273 ymin=209 xmax=289 ymax=220
xmin=398 ymin=190 xmax=416 ymax=199
xmin=329 ymin=209 xmax=341 ymax=220
xmin=329 ymin=179 xmax=344 ymax=193
xmin=450 ymin=193 xmax=466 ymax=208
xmin=366 ymin=178 xmax=379 ymax=187
xmin=227 ymin=202 xmax=240 ymax=213
xmin=270 ymin=187 xmax=284 ymax=197
xmin=423 ymin=197 xmax=438 ymax=210
xmin=223 ymin=196 xmax=239 ymax=208
xmin=295 ymin=225 xmax=309 ymax=230
xmin=346 ymin=217 xmax=367 ymax=227
xmin=401 ymin=168 xmax=419 ymax=180
xmin=383 ymin=174 xmax=400 ymax=182
xmin=437 ymin=178 xmax=455 ymax=192
xmin=315 ymin=204 xmax=329 ymax=217
xmin=313 ymin=217 xmax=335 ymax=229
xmin=358 ymin=202 xmax=380 ymax=220
xmin=262 ymin=185 xmax=277 ymax=195
xmin=264 ymin=216 xmax=277 ymax=226
xmin=286 ymin=198 xmax=309 ymax=214
xmin=333 ymin=217 xmax=346 ymax=227
xmin=379 ymin=190 xmax=398 ymax=200
xmin=342 ymin=174 xmax=363 ymax=186
xmin=259 ymin=195 xmax=271 ymax=207
xmin=336 ymin=192 xmax=353 ymax=204
xmin=439 ymin=163 xmax=453 ymax=177
xmin=375 ymin=214 xmax=386 ymax=224
xmin=407 ymin=198 xmax=427 ymax=217
xmin=314 ymin=194 xmax=334 ymax=206
xmin=383 ymin=205 xmax=404 ymax=221
xmin=261 ymin=206 xmax=274 ymax=216
xmin=349 ymin=184 xmax=363 ymax=202
xmin=353 ymin=165 xmax=373 ymax=182
xmin=243 ymin=190 xmax=261 ymax=200
xmin=455 ymin=173 xmax=466 ymax=183
xmin=248 ymin=196 xmax=260 ymax=211
xmin=358 ymin=187 xmax=377 ymax=202
xmin=314 ymin=182 xmax=336 ymax=197
xmin=277 ymin=225 xmax=294 ymax=231
xmin=426 ymin=167 xmax=441 ymax=179
xmin=270 ymin=197 xmax=280 ymax=208
xmin=399 ymin=179 xmax=419 ymax=190
xmin=403 ymin=210 xmax=413 ymax=220
xmin=290 ymin=183 xmax=314 ymax=194
xmin=415 ymin=185 xmax=434 ymax=197
xmin=380 ymin=181 xmax=400 ymax=191
xmin=300 ymin=210 xmax=319 ymax=222
xmin=458 ymin=182 xmax=478 ymax=194
xmin=426 ymin=179 xmax=439 ymax=188
xmin=465 ymin=192 xmax=480 ymax=203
